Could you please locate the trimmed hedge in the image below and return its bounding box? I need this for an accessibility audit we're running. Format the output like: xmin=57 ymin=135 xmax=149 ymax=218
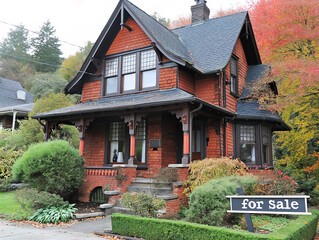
xmin=111 ymin=210 xmax=319 ymax=240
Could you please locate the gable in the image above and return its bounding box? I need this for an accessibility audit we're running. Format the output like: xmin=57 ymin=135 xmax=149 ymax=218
xmin=106 ymin=17 xmax=152 ymax=55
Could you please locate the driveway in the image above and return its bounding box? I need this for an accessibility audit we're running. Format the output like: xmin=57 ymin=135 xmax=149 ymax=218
xmin=0 ymin=216 xmax=112 ymax=240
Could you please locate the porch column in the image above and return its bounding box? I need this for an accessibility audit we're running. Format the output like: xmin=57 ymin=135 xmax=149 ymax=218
xmin=43 ymin=121 xmax=54 ymax=141
xmin=11 ymin=111 xmax=17 ymax=132
xmin=74 ymin=118 xmax=94 ymax=157
xmin=171 ymin=106 xmax=190 ymax=164
xmin=123 ymin=114 xmax=143 ymax=165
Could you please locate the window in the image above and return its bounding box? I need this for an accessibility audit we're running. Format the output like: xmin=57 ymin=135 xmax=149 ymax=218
xmin=239 ymin=125 xmax=256 ymax=164
xmin=104 ymin=49 xmax=157 ymax=96
xmin=141 ymin=50 xmax=157 ymax=89
xmin=262 ymin=127 xmax=271 ymax=165
xmin=135 ymin=120 xmax=147 ymax=164
xmin=109 ymin=122 xmax=126 ymax=163
xmin=122 ymin=53 xmax=136 ymax=92
xmin=105 ymin=58 xmax=119 ymax=94
xmin=230 ymin=56 xmax=238 ymax=96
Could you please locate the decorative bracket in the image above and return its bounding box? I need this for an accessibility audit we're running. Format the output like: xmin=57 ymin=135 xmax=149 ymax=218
xmin=73 ymin=118 xmax=95 ymax=140
xmin=170 ymin=106 xmax=190 ymax=132
xmin=91 ymin=58 xmax=102 ymax=74
xmin=122 ymin=114 xmax=144 ymax=135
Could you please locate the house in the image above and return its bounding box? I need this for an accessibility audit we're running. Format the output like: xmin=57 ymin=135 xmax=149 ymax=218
xmin=33 ymin=0 xmax=289 ymax=211
xmin=0 ymin=77 xmax=34 ymax=131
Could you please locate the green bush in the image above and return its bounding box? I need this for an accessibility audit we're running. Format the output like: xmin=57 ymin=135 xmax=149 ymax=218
xmin=120 ymin=192 xmax=166 ymax=218
xmin=186 ymin=175 xmax=257 ymax=226
xmin=15 ymin=188 xmax=67 ymax=210
xmin=111 ymin=210 xmax=319 ymax=240
xmin=29 ymin=204 xmax=77 ymax=223
xmin=0 ymin=147 xmax=22 ymax=179
xmin=0 ymin=179 xmax=10 ymax=192
xmin=12 ymin=140 xmax=85 ymax=198
xmin=184 ymin=157 xmax=248 ymax=195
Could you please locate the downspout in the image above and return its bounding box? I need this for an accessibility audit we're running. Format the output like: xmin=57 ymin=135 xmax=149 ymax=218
xmin=11 ymin=111 xmax=17 ymax=132
xmin=189 ymin=103 xmax=203 ymax=162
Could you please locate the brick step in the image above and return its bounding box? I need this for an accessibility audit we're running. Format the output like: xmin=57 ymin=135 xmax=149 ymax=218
xmin=75 ymin=212 xmax=105 ymax=219
xmin=156 ymin=194 xmax=178 ymax=200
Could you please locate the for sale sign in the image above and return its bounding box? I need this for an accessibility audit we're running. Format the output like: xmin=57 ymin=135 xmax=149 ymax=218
xmin=227 ymin=195 xmax=311 ymax=215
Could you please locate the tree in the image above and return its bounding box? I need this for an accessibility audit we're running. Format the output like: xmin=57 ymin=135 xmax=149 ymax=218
xmin=60 ymin=41 xmax=93 ymax=81
xmin=31 ymin=20 xmax=62 ymax=72
xmin=249 ymin=0 xmax=319 ymax=61
xmin=26 ymin=72 xmax=68 ymax=99
xmin=0 ymin=24 xmax=31 ymax=62
xmin=248 ymin=0 xmax=319 ymax=181
xmin=170 ymin=15 xmax=191 ymax=29
xmin=150 ymin=12 xmax=170 ymax=28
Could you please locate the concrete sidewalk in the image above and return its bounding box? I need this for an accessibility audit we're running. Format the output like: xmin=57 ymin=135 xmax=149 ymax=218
xmin=0 ymin=216 xmax=112 ymax=240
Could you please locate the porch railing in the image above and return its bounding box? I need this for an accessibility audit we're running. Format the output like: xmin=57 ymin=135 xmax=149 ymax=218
xmin=85 ymin=167 xmax=118 ymax=176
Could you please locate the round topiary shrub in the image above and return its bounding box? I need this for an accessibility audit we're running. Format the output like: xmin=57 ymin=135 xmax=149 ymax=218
xmin=12 ymin=140 xmax=85 ymax=199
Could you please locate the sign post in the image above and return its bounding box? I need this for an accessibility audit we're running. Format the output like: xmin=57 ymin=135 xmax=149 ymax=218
xmin=236 ymin=188 xmax=254 ymax=233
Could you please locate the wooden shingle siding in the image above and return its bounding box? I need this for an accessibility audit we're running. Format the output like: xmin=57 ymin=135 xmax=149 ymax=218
xmin=179 ymin=69 xmax=195 ymax=94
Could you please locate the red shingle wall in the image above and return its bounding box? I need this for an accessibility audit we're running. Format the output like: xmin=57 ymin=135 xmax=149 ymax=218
xmin=83 ymin=120 xmax=105 ymax=167
xmin=159 ymin=67 xmax=177 ymax=89
xmin=179 ymin=69 xmax=194 ymax=94
xmin=106 ymin=17 xmax=152 ymax=55
xmin=161 ymin=114 xmax=178 ymax=167
xmin=81 ymin=81 xmax=101 ymax=103
xmin=206 ymin=119 xmax=222 ymax=158
xmin=226 ymin=122 xmax=234 ymax=157
xmin=224 ymin=38 xmax=248 ymax=112
xmin=195 ymin=75 xmax=219 ymax=105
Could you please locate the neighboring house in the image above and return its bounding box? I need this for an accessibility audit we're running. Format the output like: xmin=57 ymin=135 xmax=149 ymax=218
xmin=0 ymin=77 xmax=34 ymax=131
xmin=33 ymin=0 xmax=289 ymax=211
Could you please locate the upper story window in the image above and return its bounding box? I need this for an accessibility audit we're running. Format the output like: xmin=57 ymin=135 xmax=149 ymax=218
xmin=230 ymin=56 xmax=238 ymax=96
xmin=103 ymin=49 xmax=158 ymax=96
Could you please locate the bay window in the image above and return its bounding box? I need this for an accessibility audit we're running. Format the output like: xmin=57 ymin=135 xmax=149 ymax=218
xmin=103 ymin=48 xmax=158 ymax=96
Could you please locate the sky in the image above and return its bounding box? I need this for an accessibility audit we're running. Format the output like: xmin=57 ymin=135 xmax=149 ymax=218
xmin=0 ymin=0 xmax=248 ymax=58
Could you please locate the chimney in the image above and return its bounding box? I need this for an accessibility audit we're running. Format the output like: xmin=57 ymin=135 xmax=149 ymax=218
xmin=191 ymin=0 xmax=210 ymax=24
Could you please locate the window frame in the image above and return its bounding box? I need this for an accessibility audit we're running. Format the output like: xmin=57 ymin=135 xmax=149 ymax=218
xmin=135 ymin=119 xmax=148 ymax=165
xmin=102 ymin=47 xmax=159 ymax=97
xmin=230 ymin=55 xmax=239 ymax=97
xmin=261 ymin=126 xmax=272 ymax=166
xmin=238 ymin=124 xmax=257 ymax=165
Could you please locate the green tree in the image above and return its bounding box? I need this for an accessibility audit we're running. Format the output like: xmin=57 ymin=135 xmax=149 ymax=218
xmin=60 ymin=41 xmax=93 ymax=81
xmin=0 ymin=24 xmax=31 ymax=62
xmin=150 ymin=12 xmax=170 ymax=28
xmin=26 ymin=72 xmax=68 ymax=99
xmin=31 ymin=20 xmax=62 ymax=72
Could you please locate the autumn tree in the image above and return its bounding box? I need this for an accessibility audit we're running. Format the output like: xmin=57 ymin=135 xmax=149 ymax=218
xmin=170 ymin=15 xmax=191 ymax=29
xmin=249 ymin=0 xmax=319 ymax=181
xmin=60 ymin=41 xmax=93 ymax=81
xmin=31 ymin=20 xmax=62 ymax=72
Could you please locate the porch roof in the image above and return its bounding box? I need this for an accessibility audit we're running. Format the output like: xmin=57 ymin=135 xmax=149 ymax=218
xmin=32 ymin=88 xmax=236 ymax=120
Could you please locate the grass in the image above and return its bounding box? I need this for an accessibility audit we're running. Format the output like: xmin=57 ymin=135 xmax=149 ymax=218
xmin=252 ymin=215 xmax=296 ymax=232
xmin=0 ymin=191 xmax=34 ymax=220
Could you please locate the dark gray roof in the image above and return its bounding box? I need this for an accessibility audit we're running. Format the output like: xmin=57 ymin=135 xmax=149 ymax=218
xmin=65 ymin=1 xmax=261 ymax=94
xmin=0 ymin=103 xmax=33 ymax=113
xmin=0 ymin=77 xmax=34 ymax=108
xmin=125 ymin=1 xmax=193 ymax=65
xmin=172 ymin=11 xmax=248 ymax=73
xmin=33 ymin=88 xmax=235 ymax=119
xmin=236 ymin=65 xmax=290 ymax=130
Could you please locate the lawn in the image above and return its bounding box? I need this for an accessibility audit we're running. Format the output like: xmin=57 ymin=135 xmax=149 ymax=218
xmin=0 ymin=191 xmax=34 ymax=220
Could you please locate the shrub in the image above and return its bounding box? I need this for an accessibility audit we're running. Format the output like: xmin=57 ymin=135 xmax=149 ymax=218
xmin=0 ymin=178 xmax=10 ymax=192
xmin=0 ymin=147 xmax=22 ymax=179
xmin=12 ymin=140 xmax=85 ymax=198
xmin=111 ymin=210 xmax=319 ymax=240
xmin=184 ymin=157 xmax=248 ymax=195
xmin=186 ymin=175 xmax=257 ymax=226
xmin=271 ymin=170 xmax=298 ymax=195
xmin=15 ymin=188 xmax=67 ymax=210
xmin=29 ymin=204 xmax=77 ymax=223
xmin=120 ymin=192 xmax=166 ymax=218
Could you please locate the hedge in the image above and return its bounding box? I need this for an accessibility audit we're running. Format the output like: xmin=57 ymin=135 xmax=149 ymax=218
xmin=111 ymin=210 xmax=319 ymax=240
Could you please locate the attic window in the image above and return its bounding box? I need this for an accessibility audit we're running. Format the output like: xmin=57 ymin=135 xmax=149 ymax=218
xmin=230 ymin=56 xmax=238 ymax=96
xmin=103 ymin=48 xmax=158 ymax=97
